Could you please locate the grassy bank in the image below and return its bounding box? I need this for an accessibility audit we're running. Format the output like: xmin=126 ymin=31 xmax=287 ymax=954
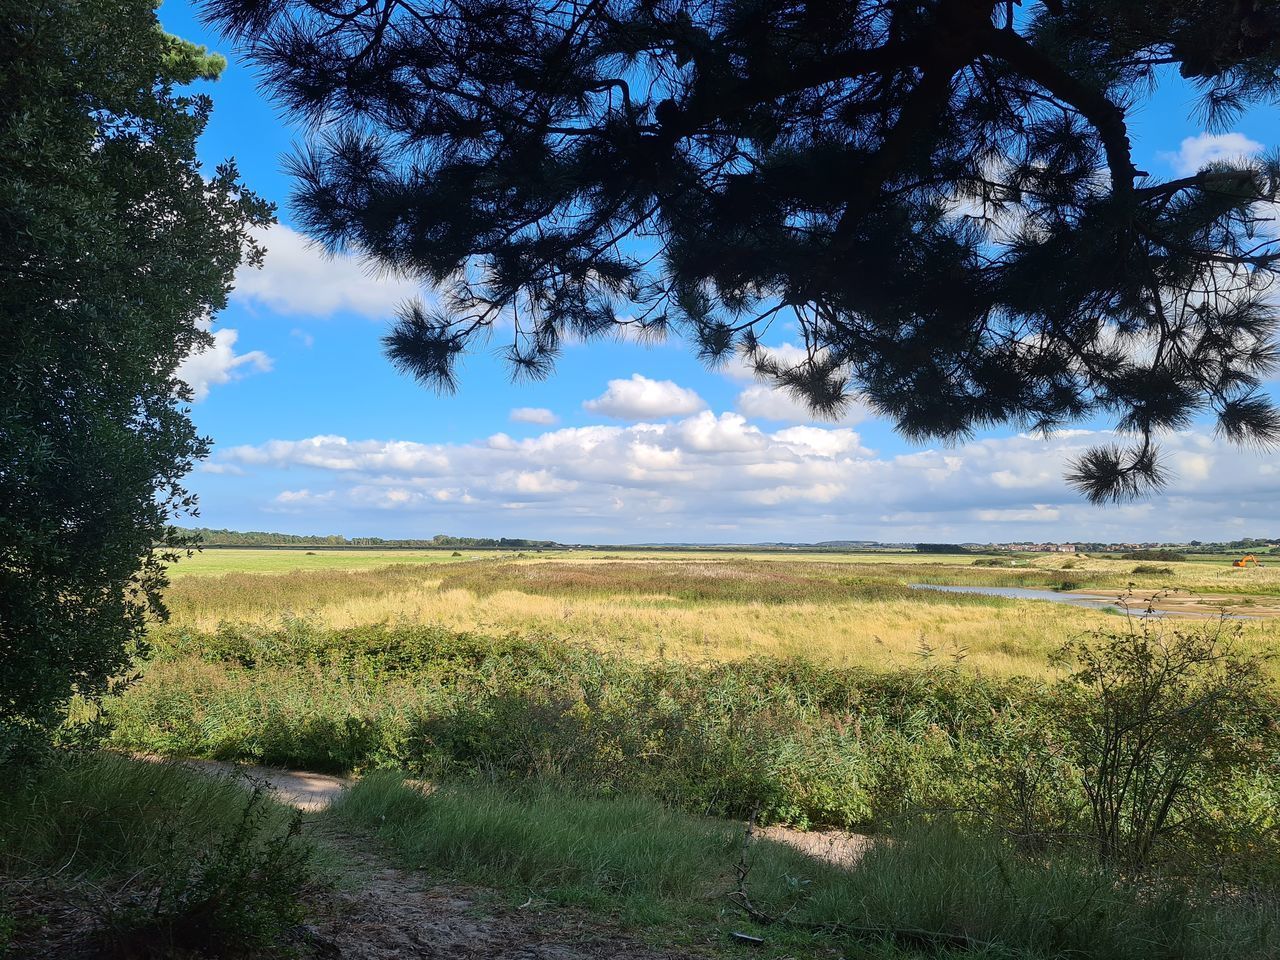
xmin=0 ymin=753 xmax=318 ymax=957
xmin=332 ymin=773 xmax=1280 ymax=960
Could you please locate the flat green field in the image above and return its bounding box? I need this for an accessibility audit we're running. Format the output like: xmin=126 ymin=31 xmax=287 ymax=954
xmin=168 ymin=546 xmax=994 ymax=577
xmin=168 ymin=547 xmax=474 ymax=577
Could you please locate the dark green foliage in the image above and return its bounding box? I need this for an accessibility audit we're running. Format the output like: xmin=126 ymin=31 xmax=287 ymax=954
xmin=1131 ymin=564 xmax=1174 ymax=575
xmin=916 ymin=544 xmax=972 ymax=554
xmin=0 ymin=0 xmax=272 ymax=746
xmin=205 ymin=0 xmax=1280 ymax=501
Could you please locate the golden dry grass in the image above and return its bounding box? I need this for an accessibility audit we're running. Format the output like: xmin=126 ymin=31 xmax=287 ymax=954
xmin=160 ymin=553 xmax=1280 ymax=678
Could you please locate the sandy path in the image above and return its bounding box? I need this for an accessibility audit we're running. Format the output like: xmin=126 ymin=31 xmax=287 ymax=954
xmin=302 ymin=826 xmax=696 ymax=960
xmin=182 ymin=759 xmax=868 ymax=958
xmin=186 ymin=758 xmax=351 ymax=811
xmin=197 ymin=758 xmax=871 ymax=870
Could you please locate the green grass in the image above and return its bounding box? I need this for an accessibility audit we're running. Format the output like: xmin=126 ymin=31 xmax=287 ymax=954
xmin=168 ymin=547 xmax=476 ymax=577
xmin=0 ymin=753 xmax=301 ymax=882
xmin=331 ymin=774 xmax=1280 ymax=960
xmin=0 ymin=752 xmax=320 ymax=956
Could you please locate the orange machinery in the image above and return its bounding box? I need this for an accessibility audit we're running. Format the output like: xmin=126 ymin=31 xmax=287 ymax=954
xmin=1233 ymin=555 xmax=1262 ymax=568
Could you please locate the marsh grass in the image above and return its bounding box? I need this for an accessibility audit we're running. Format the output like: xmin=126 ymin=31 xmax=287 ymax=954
xmin=107 ymin=622 xmax=1050 ymax=822
xmin=332 ymin=774 xmax=1280 ymax=960
xmin=435 ymin=559 xmax=1017 ymax=603
xmin=158 ymin=556 xmax=1280 ymax=677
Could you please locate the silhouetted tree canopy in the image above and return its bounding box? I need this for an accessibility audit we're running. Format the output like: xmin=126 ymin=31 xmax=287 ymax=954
xmin=208 ymin=0 xmax=1280 ymax=502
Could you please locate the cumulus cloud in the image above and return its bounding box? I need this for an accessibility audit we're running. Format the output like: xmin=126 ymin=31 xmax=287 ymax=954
xmin=510 ymin=407 xmax=559 ymax=425
xmin=209 ymin=412 xmax=1280 ymax=541
xmin=721 ymin=343 xmax=812 ymax=382
xmin=233 ymin=224 xmax=421 ymax=319
xmin=736 ymin=383 xmax=871 ymax=425
xmin=176 ymin=325 xmax=272 ymax=402
xmin=1161 ymin=132 xmax=1264 ymax=176
xmin=267 ymin=488 xmax=336 ymax=512
xmin=724 ymin=344 xmax=875 ymax=427
xmin=583 ymin=374 xmax=706 ymax=419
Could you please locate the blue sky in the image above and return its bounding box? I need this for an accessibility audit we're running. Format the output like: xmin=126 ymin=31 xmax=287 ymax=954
xmin=164 ymin=1 xmax=1280 ymax=544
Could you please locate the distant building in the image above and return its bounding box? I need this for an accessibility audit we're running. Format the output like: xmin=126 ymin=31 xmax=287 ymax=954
xmin=993 ymin=542 xmax=1076 ymax=553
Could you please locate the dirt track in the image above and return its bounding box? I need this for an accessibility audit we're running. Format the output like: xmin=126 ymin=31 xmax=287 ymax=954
xmin=196 ymin=761 xmax=869 ymax=959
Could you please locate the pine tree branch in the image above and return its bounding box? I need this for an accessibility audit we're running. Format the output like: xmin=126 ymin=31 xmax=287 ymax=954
xmin=985 ymin=28 xmax=1142 ymax=203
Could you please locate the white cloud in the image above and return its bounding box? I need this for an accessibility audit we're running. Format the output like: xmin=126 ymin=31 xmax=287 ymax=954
xmin=176 ymin=325 xmax=272 ymax=402
xmin=737 ymin=383 xmax=870 ymax=425
xmin=197 ymin=462 xmax=245 ymax=476
xmin=268 ymin=488 xmax=337 ymax=512
xmin=583 ymin=374 xmax=706 ymax=420
xmin=724 ymin=344 xmax=874 ymax=427
xmin=233 ymin=224 xmax=421 ymax=319
xmin=1161 ymin=132 xmax=1264 ymax=177
xmin=212 ymin=417 xmax=1280 ymax=542
xmin=973 ymin=506 xmax=1061 ymax=524
xmin=722 ymin=343 xmax=812 ymax=382
xmin=510 ymin=407 xmax=559 ymax=425
xmin=291 ymin=328 xmax=315 ymax=348
xmin=275 ymin=488 xmax=334 ymax=504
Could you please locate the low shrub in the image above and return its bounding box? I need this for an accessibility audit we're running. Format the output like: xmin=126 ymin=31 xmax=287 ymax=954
xmin=1058 ymin=617 xmax=1276 ymax=868
xmin=100 ymin=785 xmax=311 ymax=957
xmin=1132 ymin=564 xmax=1174 ymax=575
xmin=1121 ymin=550 xmax=1187 ymax=562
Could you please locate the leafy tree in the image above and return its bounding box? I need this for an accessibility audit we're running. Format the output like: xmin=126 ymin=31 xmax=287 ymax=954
xmin=0 ymin=0 xmax=272 ymax=750
xmin=206 ymin=0 xmax=1280 ymax=501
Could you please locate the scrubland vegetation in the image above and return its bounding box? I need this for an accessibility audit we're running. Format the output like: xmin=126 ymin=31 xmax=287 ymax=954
xmin=11 ymin=549 xmax=1280 ymax=957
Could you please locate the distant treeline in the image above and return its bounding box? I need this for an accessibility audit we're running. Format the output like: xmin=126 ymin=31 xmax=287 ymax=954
xmin=175 ymin=527 xmax=564 ymax=550
xmin=915 ymin=543 xmax=973 ymax=554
